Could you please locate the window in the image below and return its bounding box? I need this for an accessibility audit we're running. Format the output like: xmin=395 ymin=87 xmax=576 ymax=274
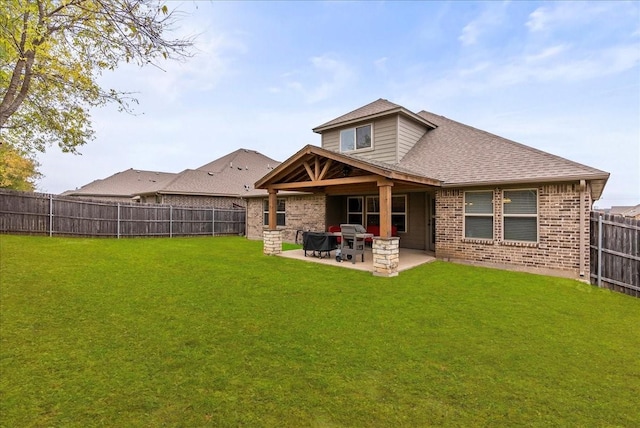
xmin=340 ymin=124 xmax=372 ymax=152
xmin=503 ymin=190 xmax=537 ymax=242
xmin=366 ymin=196 xmax=379 ymax=226
xmin=347 ymin=197 xmax=363 ymax=225
xmin=391 ymin=195 xmax=407 ymax=233
xmin=464 ymin=191 xmax=493 ymax=239
xmin=363 ymin=195 xmax=407 ymax=232
xmin=263 ymin=198 xmax=286 ymax=226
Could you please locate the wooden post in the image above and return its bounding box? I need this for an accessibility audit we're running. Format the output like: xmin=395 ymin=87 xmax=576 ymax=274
xmin=268 ymin=188 xmax=278 ymax=230
xmin=378 ymin=179 xmax=393 ymax=238
xmin=597 ymin=213 xmax=603 ymax=287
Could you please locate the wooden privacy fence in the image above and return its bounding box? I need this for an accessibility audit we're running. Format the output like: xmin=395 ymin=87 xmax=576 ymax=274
xmin=590 ymin=212 xmax=640 ymax=297
xmin=0 ymin=190 xmax=246 ymax=238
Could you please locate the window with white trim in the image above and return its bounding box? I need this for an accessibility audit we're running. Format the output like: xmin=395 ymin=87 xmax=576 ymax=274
xmin=363 ymin=195 xmax=407 ymax=232
xmin=464 ymin=191 xmax=493 ymax=239
xmin=263 ymin=198 xmax=286 ymax=226
xmin=391 ymin=195 xmax=407 ymax=233
xmin=347 ymin=197 xmax=363 ymax=225
xmin=366 ymin=196 xmax=379 ymax=226
xmin=503 ymin=189 xmax=538 ymax=242
xmin=340 ymin=124 xmax=372 ymax=152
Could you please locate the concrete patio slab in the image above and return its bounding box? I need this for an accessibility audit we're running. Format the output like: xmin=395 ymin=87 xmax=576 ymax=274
xmin=277 ymin=247 xmax=436 ymax=273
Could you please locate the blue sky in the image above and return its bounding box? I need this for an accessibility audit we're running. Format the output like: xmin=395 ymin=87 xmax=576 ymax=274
xmin=37 ymin=0 xmax=640 ymax=208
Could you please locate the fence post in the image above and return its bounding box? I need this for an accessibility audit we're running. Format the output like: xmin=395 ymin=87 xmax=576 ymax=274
xmin=170 ymin=205 xmax=173 ymax=238
xmin=212 ymin=207 xmax=215 ymax=237
xmin=597 ymin=213 xmax=603 ymax=287
xmin=49 ymin=194 xmax=53 ymax=237
xmin=117 ymin=203 xmax=121 ymax=239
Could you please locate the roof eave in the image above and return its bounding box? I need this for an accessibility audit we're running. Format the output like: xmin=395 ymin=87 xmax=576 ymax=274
xmin=312 ymin=108 xmax=436 ymax=134
xmin=442 ymin=173 xmax=610 ymax=199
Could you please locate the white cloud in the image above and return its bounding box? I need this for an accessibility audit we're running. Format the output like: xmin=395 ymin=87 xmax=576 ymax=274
xmin=524 ymin=44 xmax=568 ymax=63
xmin=458 ymin=2 xmax=509 ymax=46
xmin=374 ymin=57 xmax=388 ymax=74
xmin=527 ymin=2 xmax=632 ymax=33
xmin=279 ymin=54 xmax=355 ymax=103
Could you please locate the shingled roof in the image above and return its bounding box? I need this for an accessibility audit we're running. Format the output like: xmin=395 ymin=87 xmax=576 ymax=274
xmin=62 ymin=169 xmax=177 ymax=198
xmin=312 ymin=98 xmax=436 ymax=133
xmin=63 ymin=149 xmax=280 ymax=199
xmin=397 ymin=111 xmax=609 ymax=198
xmin=150 ymin=149 xmax=280 ymax=197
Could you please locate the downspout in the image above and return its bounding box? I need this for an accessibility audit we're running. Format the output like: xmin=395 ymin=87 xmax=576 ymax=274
xmin=579 ymin=180 xmax=586 ymax=277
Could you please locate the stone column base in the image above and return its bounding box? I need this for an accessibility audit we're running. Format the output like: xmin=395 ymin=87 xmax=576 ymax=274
xmin=263 ymin=229 xmax=282 ymax=255
xmin=372 ymin=237 xmax=400 ymax=277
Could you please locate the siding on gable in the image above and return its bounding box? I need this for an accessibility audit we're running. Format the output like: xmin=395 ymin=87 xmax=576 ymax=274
xmin=369 ymin=116 xmax=397 ymax=163
xmin=398 ymin=116 xmax=428 ymax=161
xmin=322 ymin=130 xmax=340 ymax=152
xmin=320 ymin=116 xmax=399 ymax=163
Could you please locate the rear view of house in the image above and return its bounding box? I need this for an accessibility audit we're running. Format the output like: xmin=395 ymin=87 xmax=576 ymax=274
xmin=251 ymin=99 xmax=609 ymax=278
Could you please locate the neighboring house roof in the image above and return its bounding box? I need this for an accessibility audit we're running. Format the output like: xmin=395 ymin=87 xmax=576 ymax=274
xmin=312 ymin=98 xmax=437 ymax=133
xmin=142 ymin=149 xmax=280 ymax=198
xmin=398 ymin=111 xmax=609 ymax=198
xmin=63 ymin=149 xmax=280 ymax=199
xmin=61 ymin=169 xmax=177 ymax=198
xmin=610 ymin=204 xmax=640 ymax=217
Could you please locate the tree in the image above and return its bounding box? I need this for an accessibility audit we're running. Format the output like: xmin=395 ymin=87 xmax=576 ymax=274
xmin=0 ymin=143 xmax=41 ymax=190
xmin=0 ymin=0 xmax=193 ymax=155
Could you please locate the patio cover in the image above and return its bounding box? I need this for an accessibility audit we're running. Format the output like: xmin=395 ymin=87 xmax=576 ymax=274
xmin=255 ymin=145 xmax=441 ymax=238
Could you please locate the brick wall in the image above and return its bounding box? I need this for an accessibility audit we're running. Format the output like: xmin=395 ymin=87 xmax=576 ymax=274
xmin=436 ymin=183 xmax=591 ymax=278
xmin=159 ymin=195 xmax=246 ymax=209
xmin=246 ymin=194 xmax=326 ymax=242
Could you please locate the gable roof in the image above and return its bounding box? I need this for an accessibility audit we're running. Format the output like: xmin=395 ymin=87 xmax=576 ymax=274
xmin=397 ymin=111 xmax=609 ymax=198
xmin=312 ymin=98 xmax=437 ymax=133
xmin=263 ymin=99 xmax=609 ymax=199
xmin=62 ymin=168 xmax=177 ymax=198
xmin=63 ymin=149 xmax=280 ymax=199
xmin=255 ymin=144 xmax=440 ymax=192
xmin=149 ymin=149 xmax=280 ymax=197
xmin=610 ymin=204 xmax=640 ymax=217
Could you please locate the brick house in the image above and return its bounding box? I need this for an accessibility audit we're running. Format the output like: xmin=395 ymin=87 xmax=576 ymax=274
xmin=62 ymin=149 xmax=280 ymax=208
xmin=249 ymin=99 xmax=609 ymax=278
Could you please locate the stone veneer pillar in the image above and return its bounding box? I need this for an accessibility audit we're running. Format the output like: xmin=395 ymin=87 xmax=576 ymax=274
xmin=372 ymin=237 xmax=400 ymax=277
xmin=263 ymin=230 xmax=282 ymax=255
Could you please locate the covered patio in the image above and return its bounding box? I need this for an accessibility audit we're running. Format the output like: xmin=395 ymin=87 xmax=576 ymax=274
xmin=278 ymin=247 xmax=436 ymax=273
xmin=255 ymin=145 xmax=441 ymax=277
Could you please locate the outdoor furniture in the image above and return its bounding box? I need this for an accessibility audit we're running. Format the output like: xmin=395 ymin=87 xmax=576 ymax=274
xmin=365 ymin=225 xmax=398 ymax=243
xmin=302 ymin=231 xmax=338 ymax=258
xmin=338 ymin=224 xmax=371 ymax=264
xmin=327 ymin=225 xmax=342 ymax=243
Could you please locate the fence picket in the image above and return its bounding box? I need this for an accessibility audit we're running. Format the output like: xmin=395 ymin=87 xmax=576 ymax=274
xmin=0 ymin=190 xmax=246 ymax=238
xmin=590 ymin=212 xmax=640 ymax=297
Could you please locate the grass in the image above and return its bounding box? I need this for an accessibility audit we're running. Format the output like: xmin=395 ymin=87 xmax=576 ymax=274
xmin=1 ymin=235 xmax=638 ymax=427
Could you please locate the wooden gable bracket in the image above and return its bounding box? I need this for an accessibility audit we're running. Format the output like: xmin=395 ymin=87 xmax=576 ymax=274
xmin=302 ymin=156 xmax=333 ymax=181
xmin=268 ymin=174 xmax=380 ymax=190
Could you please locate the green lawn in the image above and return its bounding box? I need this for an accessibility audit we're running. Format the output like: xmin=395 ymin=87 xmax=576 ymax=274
xmin=1 ymin=235 xmax=638 ymax=427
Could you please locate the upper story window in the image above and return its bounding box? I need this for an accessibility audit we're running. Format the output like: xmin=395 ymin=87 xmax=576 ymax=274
xmin=340 ymin=124 xmax=372 ymax=152
xmin=464 ymin=191 xmax=494 ymax=239
xmin=503 ymin=189 xmax=538 ymax=242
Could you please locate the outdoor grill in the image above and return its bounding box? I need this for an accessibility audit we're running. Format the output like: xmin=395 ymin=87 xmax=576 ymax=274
xmin=301 ymin=231 xmax=338 ymax=258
